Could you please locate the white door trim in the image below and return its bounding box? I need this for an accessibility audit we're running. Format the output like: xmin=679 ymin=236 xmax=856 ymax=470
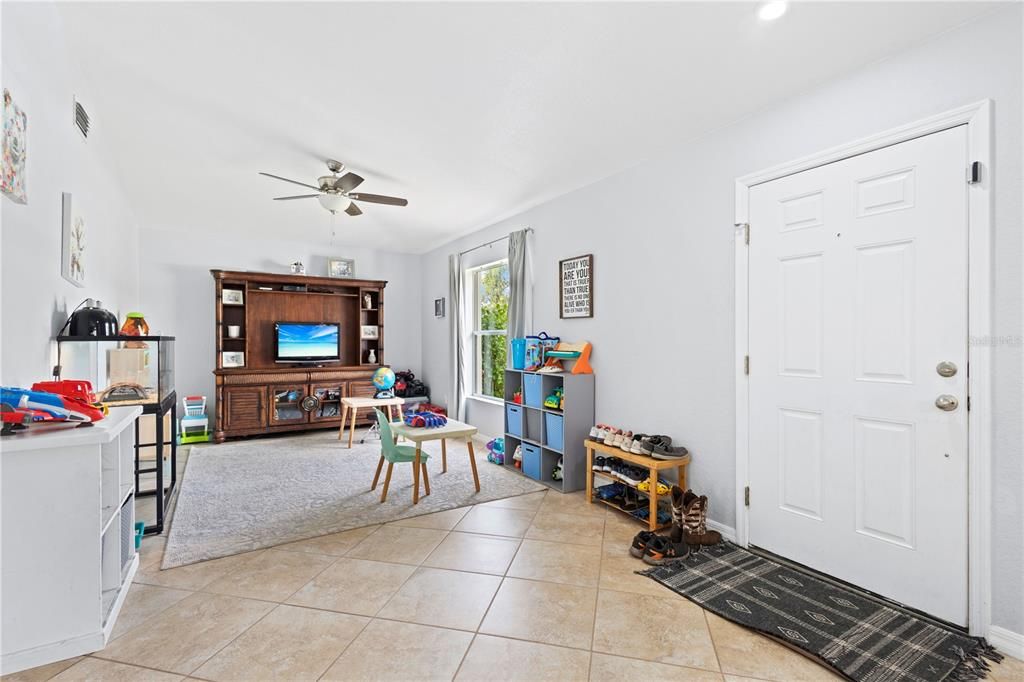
xmin=733 ymin=100 xmax=993 ymax=636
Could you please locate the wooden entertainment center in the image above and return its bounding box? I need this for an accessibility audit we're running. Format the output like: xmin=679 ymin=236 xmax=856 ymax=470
xmin=211 ymin=270 xmax=387 ymax=442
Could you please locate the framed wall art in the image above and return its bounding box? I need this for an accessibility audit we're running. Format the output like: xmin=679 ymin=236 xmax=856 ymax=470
xmin=360 ymin=325 xmax=379 ymax=340
xmin=2 ymin=88 xmax=27 ymax=204
xmin=559 ymin=254 xmax=593 ymax=319
xmin=222 ymin=351 xmax=245 ymax=368
xmin=61 ymin=193 xmax=85 ymax=287
xmin=328 ymin=257 xmax=355 ymax=278
xmin=222 ymin=288 xmax=244 ymax=306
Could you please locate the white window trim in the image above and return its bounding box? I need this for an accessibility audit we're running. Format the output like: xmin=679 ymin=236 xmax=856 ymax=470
xmin=466 ymin=258 xmax=509 ymax=401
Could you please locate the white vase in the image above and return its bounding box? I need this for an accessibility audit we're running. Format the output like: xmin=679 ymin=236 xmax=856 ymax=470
xmin=368 ymin=349 xmax=377 ymax=364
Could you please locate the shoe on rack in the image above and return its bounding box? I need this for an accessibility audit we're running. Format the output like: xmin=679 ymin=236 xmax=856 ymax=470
xmin=629 ymin=434 xmax=648 ymax=455
xmin=603 ymin=456 xmax=620 ymax=474
xmin=640 ymin=435 xmax=670 ymax=456
xmin=592 ymin=455 xmax=606 ymax=472
xmin=621 ymin=466 xmax=647 ymax=487
xmin=651 ymin=443 xmax=689 ymax=460
xmin=619 ymin=431 xmax=637 ymax=452
xmin=642 ymin=535 xmax=690 ymax=565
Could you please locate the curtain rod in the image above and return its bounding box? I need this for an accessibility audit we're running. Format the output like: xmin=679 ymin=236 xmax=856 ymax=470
xmin=459 ymin=228 xmax=533 ymax=257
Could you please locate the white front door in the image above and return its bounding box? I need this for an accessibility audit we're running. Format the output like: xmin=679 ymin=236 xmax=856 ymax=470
xmin=747 ymin=125 xmax=969 ymax=626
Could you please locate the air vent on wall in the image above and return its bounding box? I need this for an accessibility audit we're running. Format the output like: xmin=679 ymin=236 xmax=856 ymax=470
xmin=73 ymin=98 xmax=89 ymax=139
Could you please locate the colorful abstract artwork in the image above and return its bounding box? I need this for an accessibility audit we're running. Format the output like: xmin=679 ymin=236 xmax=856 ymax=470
xmin=61 ymin=193 xmax=85 ymax=287
xmin=2 ymin=88 xmax=27 ymax=203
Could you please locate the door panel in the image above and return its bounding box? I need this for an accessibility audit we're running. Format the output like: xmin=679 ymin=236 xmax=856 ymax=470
xmin=269 ymin=385 xmax=308 ymax=426
xmin=748 ymin=125 xmax=968 ymax=625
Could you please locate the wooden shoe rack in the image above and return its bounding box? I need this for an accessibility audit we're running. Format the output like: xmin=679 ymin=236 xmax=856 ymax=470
xmin=585 ymin=439 xmax=690 ymax=531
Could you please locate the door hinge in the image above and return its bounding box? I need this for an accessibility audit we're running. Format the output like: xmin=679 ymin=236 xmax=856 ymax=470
xmin=968 ymin=161 xmax=982 ymax=184
xmin=744 ymin=355 xmax=750 ymax=375
xmin=736 ymin=222 xmax=750 ymax=245
xmin=967 ymin=395 xmax=971 ymax=411
xmin=744 ymin=486 xmax=750 ymax=507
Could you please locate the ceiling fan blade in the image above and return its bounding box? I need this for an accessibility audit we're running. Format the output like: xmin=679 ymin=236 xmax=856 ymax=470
xmin=349 ymin=192 xmax=408 ymax=207
xmin=345 ymin=202 xmax=363 ymax=216
xmin=273 ymin=194 xmax=320 ymax=201
xmin=259 ymin=172 xmax=321 ymax=192
xmin=336 ymin=172 xmax=365 ymax=192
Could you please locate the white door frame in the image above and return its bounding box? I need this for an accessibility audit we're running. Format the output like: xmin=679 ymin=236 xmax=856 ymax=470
xmin=733 ymin=100 xmax=993 ymax=636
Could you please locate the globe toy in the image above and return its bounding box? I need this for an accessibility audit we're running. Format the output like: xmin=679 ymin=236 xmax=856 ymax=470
xmin=372 ymin=367 xmax=396 ymax=399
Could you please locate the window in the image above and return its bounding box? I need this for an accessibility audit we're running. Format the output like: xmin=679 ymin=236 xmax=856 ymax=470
xmin=470 ymin=259 xmax=509 ymax=400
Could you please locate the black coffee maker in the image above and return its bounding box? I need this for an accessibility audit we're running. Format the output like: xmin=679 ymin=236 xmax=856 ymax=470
xmin=68 ymin=299 xmax=118 ymax=337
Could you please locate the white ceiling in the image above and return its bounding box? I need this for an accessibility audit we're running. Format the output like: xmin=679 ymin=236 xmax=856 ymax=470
xmin=58 ymin=2 xmax=995 ymax=253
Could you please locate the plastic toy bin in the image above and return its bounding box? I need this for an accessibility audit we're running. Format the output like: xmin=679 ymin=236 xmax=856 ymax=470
xmin=505 ymin=404 xmax=524 ymax=438
xmin=544 ymin=413 xmax=564 ymax=451
xmin=523 ymin=373 xmax=544 ymax=408
xmin=521 ymin=443 xmax=543 ymax=480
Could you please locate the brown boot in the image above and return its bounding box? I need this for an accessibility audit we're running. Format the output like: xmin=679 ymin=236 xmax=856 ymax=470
xmin=670 ymin=486 xmax=686 ymax=543
xmin=679 ymin=488 xmax=722 ymax=547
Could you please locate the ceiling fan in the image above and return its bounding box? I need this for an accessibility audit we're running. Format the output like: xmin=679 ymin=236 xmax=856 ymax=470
xmin=259 ymin=159 xmax=408 ymax=216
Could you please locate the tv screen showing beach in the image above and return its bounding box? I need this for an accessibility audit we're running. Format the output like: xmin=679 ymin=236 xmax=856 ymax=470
xmin=275 ymin=323 xmax=340 ymax=360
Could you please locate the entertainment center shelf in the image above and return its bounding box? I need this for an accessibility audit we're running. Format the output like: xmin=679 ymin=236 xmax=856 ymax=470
xmin=212 ymin=270 xmax=387 ymax=442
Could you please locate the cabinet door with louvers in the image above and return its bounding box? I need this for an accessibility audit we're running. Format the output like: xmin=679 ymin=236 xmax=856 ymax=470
xmin=222 ymin=386 xmax=266 ymax=431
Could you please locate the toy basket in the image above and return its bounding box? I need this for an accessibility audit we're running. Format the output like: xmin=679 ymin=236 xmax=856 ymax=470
xmin=525 ymin=332 xmax=560 ymax=371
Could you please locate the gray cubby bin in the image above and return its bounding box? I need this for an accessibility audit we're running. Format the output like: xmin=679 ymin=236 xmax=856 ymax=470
xmin=503 ymin=368 xmax=594 ymax=493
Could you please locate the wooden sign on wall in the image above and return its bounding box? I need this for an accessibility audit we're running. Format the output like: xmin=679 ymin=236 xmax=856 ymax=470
xmin=559 ymin=254 xmax=593 ymax=319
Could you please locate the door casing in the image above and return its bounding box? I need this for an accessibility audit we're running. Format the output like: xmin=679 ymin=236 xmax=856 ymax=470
xmin=733 ymin=100 xmax=993 ymax=636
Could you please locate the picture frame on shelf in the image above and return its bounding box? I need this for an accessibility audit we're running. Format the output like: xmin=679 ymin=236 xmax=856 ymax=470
xmin=221 ymin=351 xmax=245 ymax=368
xmin=327 ymin=257 xmax=355 ymax=278
xmin=360 ymin=325 xmax=379 ymax=340
xmin=434 ymin=297 xmax=445 ymax=318
xmin=222 ymin=289 xmax=244 ymax=306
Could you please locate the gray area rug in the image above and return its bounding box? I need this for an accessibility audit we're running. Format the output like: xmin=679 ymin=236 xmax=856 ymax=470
xmin=642 ymin=542 xmax=1003 ymax=681
xmin=162 ymin=430 xmax=544 ymax=568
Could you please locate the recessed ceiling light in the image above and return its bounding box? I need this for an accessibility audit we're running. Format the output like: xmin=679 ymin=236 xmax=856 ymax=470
xmin=759 ymin=1 xmax=788 ymax=21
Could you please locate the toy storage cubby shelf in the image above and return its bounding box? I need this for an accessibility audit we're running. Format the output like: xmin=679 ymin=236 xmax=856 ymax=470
xmin=503 ymin=369 xmax=594 ymax=493
xmin=0 ymin=406 xmax=142 ymax=675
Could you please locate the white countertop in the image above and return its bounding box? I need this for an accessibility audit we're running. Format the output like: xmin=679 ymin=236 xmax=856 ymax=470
xmin=0 ymin=406 xmax=142 ymax=453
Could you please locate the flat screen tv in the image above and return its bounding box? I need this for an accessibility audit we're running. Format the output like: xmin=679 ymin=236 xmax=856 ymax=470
xmin=274 ymin=322 xmax=341 ymax=363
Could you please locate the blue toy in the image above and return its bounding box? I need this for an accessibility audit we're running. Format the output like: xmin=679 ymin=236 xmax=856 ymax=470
xmin=486 ymin=437 xmax=505 ymax=464
xmin=404 ymin=410 xmax=448 ymax=428
xmin=372 ymin=367 xmax=396 ymax=399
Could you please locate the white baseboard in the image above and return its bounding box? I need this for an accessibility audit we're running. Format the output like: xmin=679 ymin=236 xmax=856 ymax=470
xmin=707 ymin=519 xmax=737 ymax=543
xmin=1 ymin=631 xmax=102 ymax=676
xmin=987 ymin=625 xmax=1024 ymax=660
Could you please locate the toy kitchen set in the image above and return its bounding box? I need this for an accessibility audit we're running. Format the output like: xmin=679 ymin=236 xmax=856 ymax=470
xmin=57 ymin=300 xmax=178 ymax=534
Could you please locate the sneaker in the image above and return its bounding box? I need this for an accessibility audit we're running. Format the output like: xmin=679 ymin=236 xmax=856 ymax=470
xmin=629 ymin=530 xmax=658 ymax=558
xmin=603 ymin=456 xmax=619 ymax=473
xmin=592 ymin=455 xmax=606 ymax=472
xmin=641 ymin=435 xmax=671 ymax=455
xmin=629 ymin=434 xmax=648 ymax=455
xmin=618 ymin=431 xmax=634 ymax=452
xmin=651 ymin=443 xmax=689 ymax=460
xmin=642 ymin=535 xmax=690 ymax=565
xmin=608 ymin=429 xmax=624 ymax=447
xmin=589 ymin=425 xmax=601 ymax=439
xmin=621 ymin=466 xmax=647 ymax=487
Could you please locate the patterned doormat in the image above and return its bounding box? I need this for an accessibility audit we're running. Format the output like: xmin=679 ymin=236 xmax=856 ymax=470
xmin=641 ymin=542 xmax=1002 ymax=681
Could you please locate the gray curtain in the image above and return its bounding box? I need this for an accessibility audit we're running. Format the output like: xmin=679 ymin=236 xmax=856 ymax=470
xmin=507 ymin=230 xmax=530 ymax=361
xmin=448 ymin=253 xmax=467 ymax=421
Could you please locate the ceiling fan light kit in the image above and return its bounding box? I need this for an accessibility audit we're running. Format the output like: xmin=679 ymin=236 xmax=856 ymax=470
xmin=260 ymin=159 xmax=408 ymax=216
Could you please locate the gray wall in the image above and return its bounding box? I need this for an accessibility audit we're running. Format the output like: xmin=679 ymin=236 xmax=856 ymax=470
xmin=138 ymin=229 xmax=423 ymax=417
xmin=1 ymin=3 xmax=141 ymax=387
xmin=418 ymin=7 xmax=1023 ymax=634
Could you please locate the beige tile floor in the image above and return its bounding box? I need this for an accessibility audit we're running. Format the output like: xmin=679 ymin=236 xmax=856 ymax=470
xmin=7 ymin=488 xmax=1023 ymax=682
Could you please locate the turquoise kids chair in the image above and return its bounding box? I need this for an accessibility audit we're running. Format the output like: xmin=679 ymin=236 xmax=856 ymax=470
xmin=371 ymin=408 xmax=431 ymax=503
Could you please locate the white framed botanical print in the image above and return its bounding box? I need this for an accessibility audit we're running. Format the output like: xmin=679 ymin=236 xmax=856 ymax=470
xmin=222 ymin=288 xmax=244 ymax=306
xmin=360 ymin=325 xmax=379 ymax=340
xmin=61 ymin=192 xmax=85 ymax=287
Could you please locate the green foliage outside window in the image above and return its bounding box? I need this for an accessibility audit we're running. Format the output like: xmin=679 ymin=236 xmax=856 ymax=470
xmin=477 ymin=262 xmax=509 ymax=399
